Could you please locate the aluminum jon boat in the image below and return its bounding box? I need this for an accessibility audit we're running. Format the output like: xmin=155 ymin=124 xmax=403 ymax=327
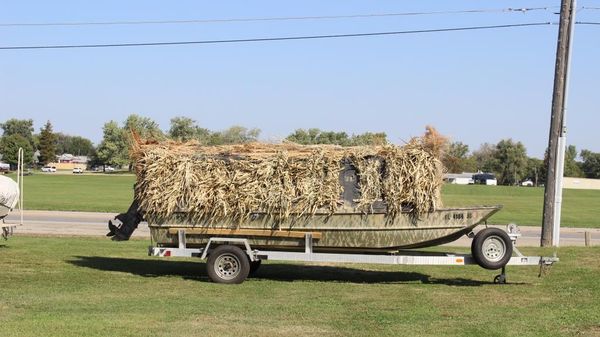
xmin=147 ymin=205 xmax=502 ymax=252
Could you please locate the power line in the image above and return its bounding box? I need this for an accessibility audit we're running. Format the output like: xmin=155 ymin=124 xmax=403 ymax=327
xmin=0 ymin=22 xmax=553 ymax=50
xmin=0 ymin=7 xmax=556 ymax=27
xmin=576 ymin=21 xmax=600 ymax=25
xmin=0 ymin=22 xmax=555 ymax=51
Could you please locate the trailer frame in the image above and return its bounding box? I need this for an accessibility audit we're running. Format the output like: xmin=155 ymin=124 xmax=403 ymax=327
xmin=148 ymin=224 xmax=558 ymax=284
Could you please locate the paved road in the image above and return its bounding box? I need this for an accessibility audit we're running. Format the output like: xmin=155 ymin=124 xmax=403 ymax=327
xmin=4 ymin=210 xmax=599 ymax=247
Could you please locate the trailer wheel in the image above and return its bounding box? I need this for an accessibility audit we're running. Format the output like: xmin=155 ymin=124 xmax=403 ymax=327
xmin=207 ymin=245 xmax=250 ymax=284
xmin=249 ymin=260 xmax=262 ymax=276
xmin=471 ymin=228 xmax=513 ymax=270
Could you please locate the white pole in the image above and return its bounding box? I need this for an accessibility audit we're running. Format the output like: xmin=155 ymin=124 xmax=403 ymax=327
xmin=552 ymin=0 xmax=577 ymax=247
xmin=553 ymin=137 xmax=564 ymax=247
xmin=18 ymin=147 xmax=24 ymax=226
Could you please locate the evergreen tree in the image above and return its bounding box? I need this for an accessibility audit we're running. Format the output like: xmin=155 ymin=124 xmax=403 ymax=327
xmin=38 ymin=121 xmax=57 ymax=165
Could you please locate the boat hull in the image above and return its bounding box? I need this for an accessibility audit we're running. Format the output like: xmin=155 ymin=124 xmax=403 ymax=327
xmin=149 ymin=206 xmax=501 ymax=251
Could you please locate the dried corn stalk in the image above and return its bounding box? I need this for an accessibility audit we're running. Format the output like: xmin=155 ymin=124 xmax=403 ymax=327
xmin=131 ymin=129 xmax=445 ymax=225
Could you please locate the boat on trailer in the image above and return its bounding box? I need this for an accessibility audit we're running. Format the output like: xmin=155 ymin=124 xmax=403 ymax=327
xmin=148 ymin=205 xmax=502 ymax=251
xmin=107 ymin=159 xmax=555 ymax=284
xmin=109 ymin=200 xmax=558 ymax=284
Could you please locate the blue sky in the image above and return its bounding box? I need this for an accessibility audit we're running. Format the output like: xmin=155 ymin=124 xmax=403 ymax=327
xmin=1 ymin=1 xmax=599 ymax=157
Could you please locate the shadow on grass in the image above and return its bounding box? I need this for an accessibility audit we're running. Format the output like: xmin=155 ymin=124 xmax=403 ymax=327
xmin=69 ymin=256 xmax=496 ymax=286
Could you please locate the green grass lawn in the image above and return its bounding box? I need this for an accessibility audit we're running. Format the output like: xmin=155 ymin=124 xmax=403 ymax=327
xmin=442 ymin=184 xmax=600 ymax=228
xmin=18 ymin=173 xmax=135 ymax=213
xmin=11 ymin=174 xmax=600 ymax=227
xmin=0 ymin=236 xmax=598 ymax=337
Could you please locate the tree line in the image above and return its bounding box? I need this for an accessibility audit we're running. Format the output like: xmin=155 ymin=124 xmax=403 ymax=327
xmin=1 ymin=115 xmax=599 ymax=184
xmin=441 ymin=140 xmax=600 ymax=185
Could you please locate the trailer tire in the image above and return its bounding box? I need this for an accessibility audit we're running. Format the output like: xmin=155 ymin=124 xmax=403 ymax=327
xmin=471 ymin=228 xmax=513 ymax=270
xmin=207 ymin=245 xmax=250 ymax=284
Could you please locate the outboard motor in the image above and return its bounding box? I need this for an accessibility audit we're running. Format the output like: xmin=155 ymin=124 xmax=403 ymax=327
xmin=106 ymin=199 xmax=143 ymax=241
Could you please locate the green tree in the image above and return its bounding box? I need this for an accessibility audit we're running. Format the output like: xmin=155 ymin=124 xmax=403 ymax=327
xmin=96 ymin=121 xmax=129 ymax=169
xmin=443 ymin=141 xmax=470 ymax=173
xmin=286 ymin=129 xmax=386 ymax=146
xmin=286 ymin=128 xmax=321 ymax=145
xmin=123 ymin=114 xmax=163 ymax=140
xmin=580 ymin=149 xmax=600 ymax=179
xmin=0 ymin=134 xmax=33 ymax=168
xmin=209 ymin=126 xmax=260 ymax=145
xmin=0 ymin=118 xmax=35 ymax=149
xmin=317 ymin=131 xmax=351 ymax=145
xmin=490 ymin=139 xmax=528 ymax=185
xmin=0 ymin=118 xmax=34 ymax=139
xmin=471 ymin=143 xmax=496 ymax=172
xmin=350 ymin=132 xmax=388 ymax=146
xmin=168 ymin=116 xmax=211 ymax=142
xmin=38 ymin=121 xmax=57 ymax=165
xmin=55 ymin=133 xmax=95 ymax=156
xmin=169 ymin=116 xmax=196 ymax=141
xmin=525 ymin=157 xmax=544 ymax=186
xmin=564 ymin=145 xmax=584 ymax=177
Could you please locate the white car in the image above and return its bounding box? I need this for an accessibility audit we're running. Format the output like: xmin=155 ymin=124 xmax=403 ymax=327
xmin=105 ymin=166 xmax=115 ymax=172
xmin=72 ymin=167 xmax=84 ymax=174
xmin=521 ymin=180 xmax=534 ymax=187
xmin=41 ymin=166 xmax=57 ymax=173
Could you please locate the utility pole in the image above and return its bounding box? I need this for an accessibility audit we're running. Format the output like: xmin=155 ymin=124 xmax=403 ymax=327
xmin=541 ymin=0 xmax=576 ymax=247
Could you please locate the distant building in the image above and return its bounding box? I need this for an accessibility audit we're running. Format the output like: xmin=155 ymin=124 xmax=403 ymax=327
xmin=444 ymin=173 xmax=475 ymax=185
xmin=47 ymin=154 xmax=89 ymax=170
xmin=563 ymin=177 xmax=600 ymax=190
xmin=57 ymin=154 xmax=89 ymax=164
xmin=445 ymin=172 xmax=498 ymax=185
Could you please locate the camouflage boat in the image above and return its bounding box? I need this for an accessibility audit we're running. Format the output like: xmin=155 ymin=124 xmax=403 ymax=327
xmin=108 ymin=158 xmax=500 ymax=251
xmin=147 ymin=205 xmax=501 ymax=252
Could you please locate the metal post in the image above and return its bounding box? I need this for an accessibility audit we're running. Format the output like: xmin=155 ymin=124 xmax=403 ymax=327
xmin=18 ymin=147 xmax=24 ymax=226
xmin=584 ymin=232 xmax=591 ymax=247
xmin=541 ymin=0 xmax=576 ymax=247
xmin=177 ymin=229 xmax=186 ymax=249
xmin=552 ymin=135 xmax=565 ymax=247
xmin=552 ymin=0 xmax=577 ymax=248
xmin=304 ymin=233 xmax=313 ymax=254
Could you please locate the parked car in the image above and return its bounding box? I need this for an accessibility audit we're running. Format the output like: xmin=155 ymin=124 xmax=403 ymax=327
xmin=41 ymin=166 xmax=57 ymax=173
xmin=72 ymin=167 xmax=84 ymax=174
xmin=521 ymin=180 xmax=534 ymax=187
xmin=105 ymin=166 xmax=115 ymax=172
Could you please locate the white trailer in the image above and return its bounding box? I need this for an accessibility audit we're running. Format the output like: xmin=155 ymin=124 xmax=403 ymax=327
xmin=148 ymin=224 xmax=558 ymax=285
